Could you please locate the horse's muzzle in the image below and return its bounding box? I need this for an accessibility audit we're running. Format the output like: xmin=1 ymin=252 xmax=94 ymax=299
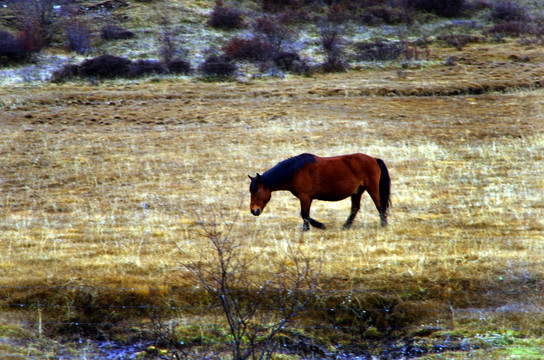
xmin=251 ymin=208 xmax=261 ymax=216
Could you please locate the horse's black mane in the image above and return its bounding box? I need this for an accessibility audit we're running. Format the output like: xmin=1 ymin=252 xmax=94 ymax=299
xmin=261 ymin=153 xmax=316 ymax=189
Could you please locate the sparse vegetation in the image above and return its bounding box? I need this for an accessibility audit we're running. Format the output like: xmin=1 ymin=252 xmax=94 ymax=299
xmin=222 ymin=36 xmax=275 ymax=62
xmin=64 ymin=18 xmax=92 ymax=55
xmin=1 ymin=0 xmax=544 ymax=358
xmin=100 ymin=24 xmax=135 ymax=41
xmin=354 ymin=39 xmax=405 ymax=61
xmin=198 ymin=54 xmax=238 ymax=78
xmin=51 ymin=54 xmax=189 ymax=82
xmin=490 ymin=1 xmax=530 ymax=23
xmin=409 ymin=0 xmax=468 ymax=18
xmin=0 ymin=29 xmax=34 ymax=64
xmin=12 ymin=0 xmax=58 ymax=51
xmin=319 ymin=21 xmax=347 ymax=72
xmin=207 ymin=0 xmax=245 ymax=30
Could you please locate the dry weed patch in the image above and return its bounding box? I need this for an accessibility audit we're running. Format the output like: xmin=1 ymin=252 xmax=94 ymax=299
xmin=1 ymin=44 xmax=543 ymax=355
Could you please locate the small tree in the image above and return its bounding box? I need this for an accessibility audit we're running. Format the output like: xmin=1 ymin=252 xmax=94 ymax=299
xmin=14 ymin=0 xmax=58 ymax=50
xmin=181 ymin=211 xmax=321 ymax=360
xmin=157 ymin=15 xmax=182 ymax=64
xmin=207 ymin=0 xmax=244 ymax=30
xmin=252 ymin=16 xmax=293 ymax=51
xmin=409 ymin=0 xmax=467 ymax=18
xmin=198 ymin=55 xmax=237 ymax=79
xmin=64 ymin=19 xmax=92 ymax=54
xmin=319 ymin=21 xmax=347 ymax=72
xmin=0 ymin=30 xmax=33 ymax=64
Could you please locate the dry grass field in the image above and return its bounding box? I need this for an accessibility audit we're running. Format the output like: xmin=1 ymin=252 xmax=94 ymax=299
xmin=1 ymin=41 xmax=543 ymax=358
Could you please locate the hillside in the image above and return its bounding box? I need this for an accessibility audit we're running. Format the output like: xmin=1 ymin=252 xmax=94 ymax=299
xmin=1 ymin=0 xmax=543 ymax=84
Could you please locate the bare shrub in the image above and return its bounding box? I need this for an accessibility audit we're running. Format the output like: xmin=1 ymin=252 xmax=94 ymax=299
xmin=198 ymin=55 xmax=238 ymax=78
xmin=490 ymin=1 xmax=529 ymax=23
xmin=167 ymin=59 xmax=191 ymax=75
xmin=222 ymin=36 xmax=275 ymax=62
xmin=100 ymin=25 xmax=135 ymax=41
xmin=50 ymin=64 xmax=79 ymax=82
xmin=0 ymin=30 xmax=33 ymax=64
xmin=409 ymin=0 xmax=467 ymax=18
xmin=359 ymin=6 xmax=405 ymax=25
xmin=486 ymin=21 xmax=533 ymax=37
xmin=437 ymin=34 xmax=485 ymax=50
xmin=354 ymin=40 xmax=403 ymax=61
xmin=51 ymin=56 xmax=190 ymax=82
xmin=207 ymin=0 xmax=244 ymax=30
xmin=273 ymin=51 xmax=310 ymax=75
xmin=319 ymin=22 xmax=347 ymax=72
xmin=259 ymin=0 xmax=297 ymax=12
xmin=253 ymin=16 xmax=293 ymax=51
xmin=64 ymin=19 xmax=92 ymax=54
xmin=13 ymin=0 xmax=58 ymax=50
xmin=327 ymin=3 xmax=352 ymax=24
xmin=180 ymin=212 xmax=321 ymax=360
xmin=128 ymin=59 xmax=168 ymax=78
xmin=154 ymin=14 xmax=189 ymax=67
xmin=78 ymin=54 xmax=132 ymax=79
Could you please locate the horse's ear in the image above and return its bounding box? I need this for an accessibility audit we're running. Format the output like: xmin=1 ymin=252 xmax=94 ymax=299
xmin=249 ymin=174 xmax=262 ymax=183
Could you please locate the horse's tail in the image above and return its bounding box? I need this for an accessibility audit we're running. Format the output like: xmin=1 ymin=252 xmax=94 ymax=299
xmin=376 ymin=158 xmax=391 ymax=215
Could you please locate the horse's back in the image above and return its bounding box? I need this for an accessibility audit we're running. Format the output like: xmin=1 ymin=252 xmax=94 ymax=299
xmin=291 ymin=153 xmax=380 ymax=201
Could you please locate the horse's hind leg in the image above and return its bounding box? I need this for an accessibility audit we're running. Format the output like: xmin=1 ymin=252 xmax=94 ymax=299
xmin=300 ymin=197 xmax=325 ymax=231
xmin=367 ymin=186 xmax=387 ymax=227
xmin=343 ymin=186 xmax=365 ymax=229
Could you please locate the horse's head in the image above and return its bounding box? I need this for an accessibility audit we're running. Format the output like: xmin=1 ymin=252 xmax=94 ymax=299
xmin=248 ymin=174 xmax=271 ymax=216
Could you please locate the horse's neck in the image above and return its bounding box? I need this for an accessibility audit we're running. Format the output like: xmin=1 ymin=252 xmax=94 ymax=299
xmin=262 ymin=174 xmax=291 ymax=192
xmin=270 ymin=183 xmax=291 ymax=192
xmin=265 ymin=179 xmax=291 ymax=192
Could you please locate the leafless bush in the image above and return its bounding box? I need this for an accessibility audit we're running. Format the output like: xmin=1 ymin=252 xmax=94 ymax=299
xmin=273 ymin=51 xmax=310 ymax=75
xmin=354 ymin=40 xmax=404 ymax=61
xmin=207 ymin=0 xmax=244 ymax=30
xmin=198 ymin=55 xmax=238 ymax=78
xmin=490 ymin=1 xmax=529 ymax=23
xmin=359 ymin=5 xmax=405 ymax=25
xmin=486 ymin=21 xmax=534 ymax=37
xmin=409 ymin=0 xmax=468 ymax=18
xmin=252 ymin=16 xmax=293 ymax=51
xmin=319 ymin=22 xmax=347 ymax=72
xmin=0 ymin=30 xmax=34 ymax=64
xmin=78 ymin=54 xmax=132 ymax=79
xmin=128 ymin=59 xmax=168 ymax=78
xmin=64 ymin=19 xmax=92 ymax=54
xmin=13 ymin=0 xmax=58 ymax=50
xmin=155 ymin=15 xmax=188 ymax=65
xmin=222 ymin=36 xmax=275 ymax=62
xmin=51 ymin=63 xmax=79 ymax=82
xmin=51 ymin=55 xmax=191 ymax=82
xmin=180 ymin=211 xmax=321 ymax=360
xmin=100 ymin=25 xmax=135 ymax=41
xmin=437 ymin=34 xmax=485 ymax=50
xmin=259 ymin=0 xmax=297 ymax=12
xmin=167 ymin=59 xmax=191 ymax=75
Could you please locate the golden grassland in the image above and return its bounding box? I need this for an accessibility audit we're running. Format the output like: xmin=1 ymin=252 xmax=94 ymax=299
xmin=1 ymin=42 xmax=544 ymax=357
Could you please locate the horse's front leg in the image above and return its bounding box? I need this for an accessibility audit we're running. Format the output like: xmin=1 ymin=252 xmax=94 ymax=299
xmin=343 ymin=187 xmax=365 ymax=229
xmin=300 ymin=197 xmax=325 ymax=231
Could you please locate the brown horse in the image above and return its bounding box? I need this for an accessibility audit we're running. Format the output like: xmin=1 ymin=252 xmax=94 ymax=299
xmin=249 ymin=153 xmax=390 ymax=231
